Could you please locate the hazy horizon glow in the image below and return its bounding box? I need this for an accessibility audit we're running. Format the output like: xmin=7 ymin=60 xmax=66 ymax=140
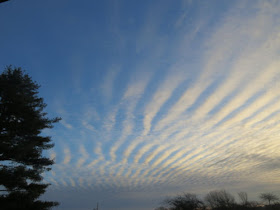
xmin=1 ymin=0 xmax=280 ymax=209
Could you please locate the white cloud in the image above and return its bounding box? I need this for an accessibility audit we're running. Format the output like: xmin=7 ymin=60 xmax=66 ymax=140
xmin=101 ymin=65 xmax=121 ymax=102
xmin=60 ymin=119 xmax=73 ymax=130
xmin=63 ymin=147 xmax=71 ymax=165
xmin=49 ymin=150 xmax=56 ymax=161
xmin=47 ymin=0 xmax=280 ymax=199
xmin=76 ymin=145 xmax=89 ymax=168
xmin=143 ymin=66 xmax=187 ymax=135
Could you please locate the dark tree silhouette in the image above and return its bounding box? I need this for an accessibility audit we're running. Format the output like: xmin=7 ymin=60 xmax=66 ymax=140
xmin=162 ymin=193 xmax=205 ymax=210
xmin=0 ymin=0 xmax=9 ymax=4
xmin=259 ymin=193 xmax=279 ymax=205
xmin=154 ymin=207 xmax=169 ymax=210
xmin=238 ymin=192 xmax=248 ymax=206
xmin=0 ymin=66 xmax=60 ymax=209
xmin=204 ymin=190 xmax=235 ymax=209
xmin=157 ymin=190 xmax=280 ymax=210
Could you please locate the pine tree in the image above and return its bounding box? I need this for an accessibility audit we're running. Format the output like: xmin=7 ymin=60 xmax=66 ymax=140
xmin=0 ymin=66 xmax=60 ymax=209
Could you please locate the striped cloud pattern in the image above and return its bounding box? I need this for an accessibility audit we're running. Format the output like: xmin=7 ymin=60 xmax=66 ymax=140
xmin=42 ymin=0 xmax=280 ymax=201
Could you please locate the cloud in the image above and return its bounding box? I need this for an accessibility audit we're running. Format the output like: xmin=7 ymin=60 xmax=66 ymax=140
xmin=101 ymin=65 xmax=121 ymax=102
xmin=76 ymin=145 xmax=89 ymax=168
xmin=81 ymin=106 xmax=99 ymax=132
xmin=49 ymin=150 xmax=56 ymax=161
xmin=63 ymin=147 xmax=71 ymax=165
xmin=143 ymin=67 xmax=188 ymax=136
xmin=44 ymin=1 xmax=280 ymax=207
xmin=60 ymin=119 xmax=73 ymax=130
xmin=110 ymin=72 xmax=151 ymax=162
xmin=87 ymin=142 xmax=105 ymax=168
xmin=102 ymin=107 xmax=118 ymax=135
xmin=69 ymin=178 xmax=76 ymax=187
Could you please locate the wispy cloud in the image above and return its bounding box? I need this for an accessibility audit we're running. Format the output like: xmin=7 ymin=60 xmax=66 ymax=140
xmin=101 ymin=65 xmax=121 ymax=102
xmin=110 ymin=72 xmax=151 ymax=163
xmin=60 ymin=119 xmax=73 ymax=130
xmin=46 ymin=0 xmax=280 ymax=202
xmin=143 ymin=67 xmax=188 ymax=136
xmin=87 ymin=142 xmax=105 ymax=168
xmin=63 ymin=147 xmax=71 ymax=165
xmin=76 ymin=145 xmax=89 ymax=168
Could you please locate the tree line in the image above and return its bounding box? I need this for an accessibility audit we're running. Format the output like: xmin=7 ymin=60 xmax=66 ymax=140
xmin=155 ymin=190 xmax=280 ymax=210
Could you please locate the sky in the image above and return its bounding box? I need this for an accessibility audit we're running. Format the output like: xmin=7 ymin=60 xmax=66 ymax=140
xmin=1 ymin=0 xmax=280 ymax=209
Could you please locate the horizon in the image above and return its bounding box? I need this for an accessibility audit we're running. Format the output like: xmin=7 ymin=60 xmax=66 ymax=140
xmin=0 ymin=0 xmax=280 ymax=209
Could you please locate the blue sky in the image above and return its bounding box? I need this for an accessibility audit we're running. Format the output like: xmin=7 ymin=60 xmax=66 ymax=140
xmin=1 ymin=0 xmax=280 ymax=209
